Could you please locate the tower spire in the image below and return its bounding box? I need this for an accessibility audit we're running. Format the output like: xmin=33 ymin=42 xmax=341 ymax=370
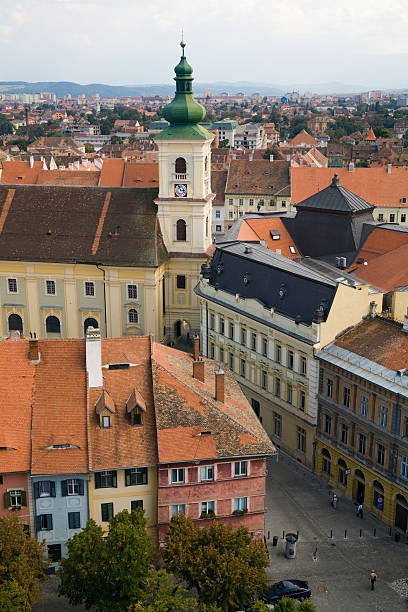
xmin=181 ymin=30 xmax=185 ymax=57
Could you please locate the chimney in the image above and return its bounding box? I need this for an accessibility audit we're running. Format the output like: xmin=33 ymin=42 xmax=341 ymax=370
xmin=29 ymin=155 xmax=34 ymax=169
xmin=369 ymin=301 xmax=378 ymax=318
xmin=215 ymin=363 xmax=224 ymax=403
xmin=387 ymin=163 xmax=392 ymax=174
xmin=349 ymin=161 xmax=355 ymax=172
xmin=402 ymin=308 xmax=408 ymax=334
xmin=193 ymin=335 xmax=200 ymax=361
xmin=269 ymin=154 xmax=274 ymax=162
xmin=193 ymin=359 xmax=205 ymax=382
xmin=29 ymin=333 xmax=40 ymax=362
xmin=86 ymin=327 xmax=103 ymax=387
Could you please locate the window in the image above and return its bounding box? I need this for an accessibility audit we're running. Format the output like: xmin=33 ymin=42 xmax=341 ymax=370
xmin=101 ymin=503 xmax=114 ymax=522
xmin=378 ymin=213 xmax=384 ymax=221
xmin=7 ymin=278 xmax=17 ymax=293
xmin=220 ymin=348 xmax=224 ymax=363
xmin=47 ymin=544 xmax=61 ymax=563
xmin=36 ymin=481 xmax=56 ymax=498
xmin=172 ymin=504 xmax=186 ymax=516
xmin=37 ymin=514 xmax=53 ymax=531
xmin=376 ymin=442 xmax=386 ymax=466
xmin=275 ymin=377 xmax=281 ymax=398
xmin=128 ymin=308 xmax=138 ymax=324
xmin=358 ymin=433 xmax=367 ymax=455
xmin=228 ymin=198 xmax=233 ymax=205
xmin=343 ymin=386 xmax=351 ymax=408
xmin=326 ymin=378 xmax=333 ymax=398
xmin=46 ymin=316 xmax=61 ymax=334
xmin=299 ymin=390 xmax=306 ymax=411
xmin=249 ymin=198 xmax=254 ymax=206
xmin=289 ymin=246 xmax=296 ymax=254
xmin=233 ymin=497 xmax=247 ymax=512
xmin=175 ymin=157 xmax=186 ymax=174
xmin=241 ymin=327 xmax=246 ymax=346
xmin=210 ymin=314 xmax=215 ymax=330
xmin=239 ymin=198 xmax=243 ymax=206
xmin=200 ymin=465 xmax=214 ymax=481
xmin=259 ymin=199 xmax=264 ymax=206
xmin=201 ymin=501 xmax=215 ymax=514
xmin=301 ymin=357 xmax=307 ymax=376
xmin=215 ymin=210 xmax=221 ymax=218
xmin=340 ymin=423 xmax=349 ymax=445
xmin=401 ymin=456 xmax=408 ymax=480
xmin=229 ymin=352 xmax=234 ymax=371
xmin=8 ymin=489 xmax=25 ymax=508
xmin=390 ymin=214 xmax=395 ymax=222
xmin=269 ymin=199 xmax=275 ymax=206
xmin=378 ymin=404 xmax=388 ymax=428
xmin=220 ymin=318 xmax=225 ymax=335
xmin=262 ymin=338 xmax=267 ymax=357
xmin=131 ymin=500 xmax=144 ymax=511
xmin=229 ymin=322 xmax=234 ymax=340
xmin=276 ymin=344 xmax=281 ymax=363
xmin=322 ymin=449 xmax=331 ymax=475
xmin=176 ymin=219 xmax=187 ymax=241
xmin=234 ymin=461 xmax=248 ymax=477
xmin=85 ymin=281 xmax=95 ymax=296
xmin=61 ymin=479 xmax=84 ymax=496
xmin=287 ymin=383 xmax=292 ymax=404
xmin=297 ymin=426 xmax=306 ymax=452
xmin=274 ymin=412 xmax=281 ymax=437
xmin=251 ymin=398 xmax=260 ymax=418
xmin=216 ymin=225 xmax=222 ymax=232
xmin=251 ymin=333 xmax=257 ymax=351
xmin=176 ymin=275 xmax=186 ymax=289
xmin=171 ymin=468 xmax=185 ymax=484
xmin=401 ymin=214 xmax=406 ymax=223
xmin=127 ymin=284 xmax=138 ymax=299
xmin=102 ymin=415 xmax=111 ymax=428
xmin=46 ymin=280 xmax=56 ymax=295
xmin=338 ymin=459 xmax=348 ymax=486
xmin=323 ymin=414 xmax=332 ymax=435
xmin=288 ymin=350 xmax=294 ymax=370
xmin=210 ymin=343 xmax=215 ymax=360
xmin=240 ymin=359 xmax=246 ymax=378
xmin=281 ymin=200 xmax=287 ymax=208
xmin=125 ymin=467 xmax=148 ymax=486
xmin=403 ymin=416 xmax=408 ymax=438
xmin=68 ymin=512 xmax=80 ymax=529
xmin=229 ymin=212 xmax=233 ymax=219
xmin=95 ymin=471 xmax=117 ymax=489
xmin=360 ymin=395 xmax=368 ymax=417
xmin=261 ymin=370 xmax=267 ymax=390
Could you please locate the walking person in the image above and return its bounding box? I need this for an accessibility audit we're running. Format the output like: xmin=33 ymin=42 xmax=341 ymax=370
xmin=370 ymin=569 xmax=377 ymax=591
xmin=331 ymin=493 xmax=337 ymax=509
xmin=357 ymin=503 xmax=363 ymax=519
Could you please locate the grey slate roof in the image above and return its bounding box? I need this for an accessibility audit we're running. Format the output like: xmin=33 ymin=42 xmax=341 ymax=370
xmin=296 ymin=174 xmax=374 ymax=213
xmin=0 ymin=185 xmax=168 ymax=268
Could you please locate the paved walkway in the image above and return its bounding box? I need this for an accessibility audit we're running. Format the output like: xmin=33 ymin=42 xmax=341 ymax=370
xmin=265 ymin=452 xmax=408 ymax=611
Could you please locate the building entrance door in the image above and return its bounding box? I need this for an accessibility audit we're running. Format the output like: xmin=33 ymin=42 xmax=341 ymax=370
xmin=395 ymin=503 xmax=408 ymax=532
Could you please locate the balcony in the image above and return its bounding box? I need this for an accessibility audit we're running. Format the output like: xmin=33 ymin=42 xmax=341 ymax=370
xmin=173 ymin=173 xmax=188 ymax=181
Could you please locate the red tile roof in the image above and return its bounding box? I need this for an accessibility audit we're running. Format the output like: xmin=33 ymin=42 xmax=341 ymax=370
xmin=291 ymin=166 xmax=408 ymax=207
xmin=289 ymin=129 xmax=318 ymax=147
xmin=236 ymin=217 xmax=301 ymax=259
xmin=365 ymin=127 xmax=376 ymax=141
xmin=0 ymin=341 xmax=34 ymax=473
xmin=1 ymin=160 xmax=43 ymax=184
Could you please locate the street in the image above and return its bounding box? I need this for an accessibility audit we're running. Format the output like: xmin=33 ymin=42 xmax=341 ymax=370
xmin=265 ymin=452 xmax=408 ymax=611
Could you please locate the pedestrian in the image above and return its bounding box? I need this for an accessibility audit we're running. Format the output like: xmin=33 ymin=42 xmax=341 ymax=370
xmin=332 ymin=493 xmax=337 ymax=509
xmin=370 ymin=569 xmax=377 ymax=591
xmin=357 ymin=503 xmax=363 ymax=519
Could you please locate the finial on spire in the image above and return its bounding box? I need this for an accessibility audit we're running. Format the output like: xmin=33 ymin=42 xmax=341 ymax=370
xmin=180 ymin=29 xmax=186 ymax=56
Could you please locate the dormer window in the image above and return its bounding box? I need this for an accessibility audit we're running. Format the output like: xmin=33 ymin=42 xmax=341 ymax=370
xmin=94 ymin=390 xmax=115 ymax=428
xmin=126 ymin=388 xmax=146 ymax=426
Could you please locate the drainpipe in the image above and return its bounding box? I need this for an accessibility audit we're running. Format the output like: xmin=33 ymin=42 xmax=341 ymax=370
xmin=96 ymin=264 xmax=108 ymax=337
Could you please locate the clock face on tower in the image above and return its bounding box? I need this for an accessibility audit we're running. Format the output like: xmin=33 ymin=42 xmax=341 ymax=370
xmin=174 ymin=184 xmax=187 ymax=197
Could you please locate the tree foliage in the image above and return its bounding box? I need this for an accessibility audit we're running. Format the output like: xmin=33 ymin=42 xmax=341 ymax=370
xmin=164 ymin=515 xmax=268 ymax=611
xmin=298 ymin=600 xmax=316 ymax=611
xmin=128 ymin=569 xmax=198 ymax=611
xmin=0 ymin=114 xmax=14 ymax=135
xmin=0 ymin=514 xmax=48 ymax=611
xmin=326 ymin=117 xmax=362 ymax=140
xmin=58 ymin=509 xmax=153 ymax=611
xmin=272 ymin=597 xmax=297 ymax=612
xmin=85 ymin=143 xmax=95 ymax=153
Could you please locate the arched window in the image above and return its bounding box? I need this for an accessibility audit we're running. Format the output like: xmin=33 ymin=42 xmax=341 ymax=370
xmin=46 ymin=316 xmax=61 ymax=334
xmin=322 ymin=448 xmax=331 ymax=458
xmin=8 ymin=314 xmax=23 ymax=332
xmin=176 ymin=219 xmax=186 ymax=241
xmin=175 ymin=157 xmax=186 ymax=175
xmin=205 ymin=156 xmax=208 ymax=172
xmin=321 ymin=448 xmax=331 ymax=475
xmin=84 ymin=317 xmax=99 ymax=335
xmin=355 ymin=469 xmax=365 ymax=481
xmin=373 ymin=480 xmax=384 ymax=492
xmin=128 ymin=308 xmax=138 ymax=324
xmin=338 ymin=458 xmax=348 ymax=486
xmin=374 ymin=480 xmax=385 ymax=510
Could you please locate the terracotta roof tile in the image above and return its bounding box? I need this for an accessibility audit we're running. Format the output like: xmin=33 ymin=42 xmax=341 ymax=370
xmin=237 ymin=217 xmax=301 ymax=259
xmin=1 ymin=160 xmax=43 ymax=184
xmin=289 ymin=130 xmax=318 ymax=147
xmin=226 ymin=160 xmax=290 ymax=196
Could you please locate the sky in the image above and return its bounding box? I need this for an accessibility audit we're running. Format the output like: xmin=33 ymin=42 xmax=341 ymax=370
xmin=1 ymin=0 xmax=408 ymax=90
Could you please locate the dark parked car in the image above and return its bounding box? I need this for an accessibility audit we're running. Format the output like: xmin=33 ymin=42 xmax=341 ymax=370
xmin=247 ymin=579 xmax=311 ymax=609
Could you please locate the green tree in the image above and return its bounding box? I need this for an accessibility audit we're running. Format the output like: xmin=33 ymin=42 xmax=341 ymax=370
xmin=373 ymin=126 xmax=393 ymax=138
xmin=289 ymin=117 xmax=309 ymax=138
xmin=251 ymin=601 xmax=269 ymax=611
xmin=164 ymin=515 xmax=268 ymax=612
xmin=218 ymin=138 xmax=229 ymax=148
xmin=0 ymin=114 xmax=14 ymax=135
xmin=85 ymin=143 xmax=95 ymax=153
xmin=356 ymin=158 xmax=370 ymax=168
xmin=130 ymin=569 xmax=197 ymax=611
xmin=298 ymin=600 xmax=316 ymax=611
xmin=0 ymin=514 xmax=48 ymax=611
xmin=263 ymin=146 xmax=280 ymax=160
xmin=59 ymin=509 xmax=153 ymax=611
xmin=110 ymin=135 xmax=122 ymax=144
xmin=272 ymin=597 xmax=296 ymax=612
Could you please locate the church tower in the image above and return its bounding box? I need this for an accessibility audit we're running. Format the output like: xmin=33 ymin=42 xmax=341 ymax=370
xmin=155 ymin=41 xmax=215 ymax=342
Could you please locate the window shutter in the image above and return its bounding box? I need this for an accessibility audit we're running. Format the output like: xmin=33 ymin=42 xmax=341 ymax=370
xmin=61 ymin=480 xmax=68 ymax=497
xmin=143 ymin=469 xmax=148 ymax=485
xmin=78 ymin=480 xmax=84 ymax=496
xmin=36 ymin=516 xmax=42 ymax=532
xmin=33 ymin=482 xmax=39 ymax=499
xmin=3 ymin=491 xmax=11 ymax=508
xmin=50 ymin=481 xmax=56 ymax=497
xmin=94 ymin=473 xmax=101 ymax=489
xmin=20 ymin=490 xmax=27 ymax=507
xmin=125 ymin=470 xmax=130 ymax=487
xmin=112 ymin=472 xmax=117 ymax=488
xmin=47 ymin=514 xmax=53 ymax=530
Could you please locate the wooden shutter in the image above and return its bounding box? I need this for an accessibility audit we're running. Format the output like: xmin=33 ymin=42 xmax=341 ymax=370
xmin=78 ymin=480 xmax=84 ymax=496
xmin=33 ymin=482 xmax=40 ymax=499
xmin=142 ymin=468 xmax=148 ymax=485
xmin=125 ymin=470 xmax=131 ymax=487
xmin=61 ymin=480 xmax=68 ymax=497
xmin=20 ymin=490 xmax=27 ymax=507
xmin=47 ymin=514 xmax=53 ymax=530
xmin=3 ymin=491 xmax=11 ymax=508
xmin=35 ymin=516 xmax=42 ymax=532
xmin=50 ymin=481 xmax=56 ymax=497
xmin=94 ymin=473 xmax=101 ymax=489
xmin=112 ymin=472 xmax=117 ymax=488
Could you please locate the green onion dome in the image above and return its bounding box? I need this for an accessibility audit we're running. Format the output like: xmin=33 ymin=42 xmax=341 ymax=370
xmin=162 ymin=41 xmax=206 ymax=126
